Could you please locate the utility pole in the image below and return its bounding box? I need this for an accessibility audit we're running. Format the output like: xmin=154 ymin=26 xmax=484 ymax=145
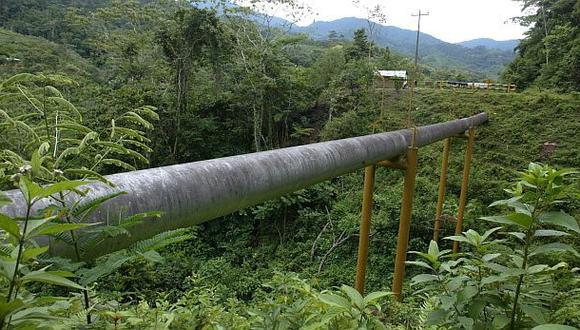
xmin=412 ymin=9 xmax=429 ymax=71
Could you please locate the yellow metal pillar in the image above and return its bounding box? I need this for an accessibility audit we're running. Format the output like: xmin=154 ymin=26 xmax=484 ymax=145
xmin=453 ymin=127 xmax=476 ymax=253
xmin=391 ymin=142 xmax=419 ymax=300
xmin=433 ymin=138 xmax=451 ymax=242
xmin=355 ymin=165 xmax=376 ymax=294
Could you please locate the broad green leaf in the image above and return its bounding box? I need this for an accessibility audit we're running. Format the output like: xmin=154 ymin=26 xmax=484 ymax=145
xmin=21 ymin=270 xmax=84 ymax=290
xmin=19 ymin=176 xmax=42 ymax=203
xmin=0 ymin=192 xmax=11 ymax=207
xmin=507 ymin=232 xmax=526 ymax=241
xmin=410 ymin=274 xmax=438 ymax=285
xmin=21 ymin=216 xmax=58 ymax=239
xmin=481 ymin=213 xmax=532 ymax=228
xmin=319 ymin=293 xmax=351 ymax=309
xmin=340 ymin=285 xmax=364 ymax=309
xmin=458 ymin=316 xmax=474 ymax=330
xmin=468 ymin=299 xmax=486 ymax=319
xmin=0 ymin=214 xmax=20 ymax=239
xmin=458 ymin=285 xmax=478 ymax=303
xmin=21 ymin=246 xmax=49 ymax=261
xmin=0 ymin=299 xmax=25 ymax=320
xmin=440 ymin=295 xmax=457 ymax=311
xmin=363 ymin=291 xmax=391 ymax=305
xmin=38 ymin=180 xmax=91 ymax=200
xmin=444 ymin=235 xmax=472 ymax=244
xmin=481 ymin=227 xmax=503 ymax=242
xmin=482 ymin=253 xmax=501 ymax=262
xmin=428 ymin=240 xmax=440 ymax=258
xmin=547 ymin=168 xmax=579 ymax=181
xmin=426 ymin=309 xmax=448 ymax=326
xmin=534 ymin=229 xmax=570 ymax=237
xmin=538 ymin=211 xmax=580 ymax=234
xmin=492 ymin=315 xmax=509 ymax=329
xmin=526 ymin=264 xmax=549 ymax=274
xmin=448 ymin=276 xmax=467 ymax=291
xmin=405 ymin=260 xmax=434 ymax=271
xmin=27 ymin=223 xmax=96 ymax=239
xmin=507 ymin=213 xmax=533 ymax=228
xmin=530 ymin=243 xmax=579 ymax=258
xmin=531 ymin=325 xmax=577 ymax=330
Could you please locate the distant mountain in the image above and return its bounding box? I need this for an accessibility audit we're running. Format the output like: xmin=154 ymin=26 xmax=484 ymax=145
xmin=287 ymin=17 xmax=517 ymax=78
xmin=457 ymin=38 xmax=519 ymax=51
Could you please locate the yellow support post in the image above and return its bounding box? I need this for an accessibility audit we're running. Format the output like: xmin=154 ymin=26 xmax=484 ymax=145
xmin=355 ymin=165 xmax=376 ymax=294
xmin=391 ymin=143 xmax=419 ymax=300
xmin=453 ymin=127 xmax=476 ymax=253
xmin=433 ymin=138 xmax=451 ymax=242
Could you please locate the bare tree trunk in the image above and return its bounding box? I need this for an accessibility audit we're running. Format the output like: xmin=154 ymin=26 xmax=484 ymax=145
xmin=173 ymin=61 xmax=189 ymax=157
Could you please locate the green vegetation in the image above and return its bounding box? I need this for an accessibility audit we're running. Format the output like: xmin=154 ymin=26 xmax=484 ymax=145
xmin=0 ymin=0 xmax=578 ymax=329
xmin=503 ymin=0 xmax=580 ymax=91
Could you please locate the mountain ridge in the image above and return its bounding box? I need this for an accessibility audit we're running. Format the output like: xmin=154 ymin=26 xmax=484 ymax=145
xmin=283 ymin=17 xmax=517 ymax=78
xmin=457 ymin=38 xmax=519 ymax=51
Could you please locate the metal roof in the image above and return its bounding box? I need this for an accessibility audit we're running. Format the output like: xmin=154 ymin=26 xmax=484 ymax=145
xmin=377 ymin=70 xmax=407 ymax=78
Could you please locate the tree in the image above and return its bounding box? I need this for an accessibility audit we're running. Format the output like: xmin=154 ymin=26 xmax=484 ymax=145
xmin=503 ymin=0 xmax=580 ymax=91
xmin=157 ymin=7 xmax=225 ymax=159
xmin=346 ymin=29 xmax=370 ymax=61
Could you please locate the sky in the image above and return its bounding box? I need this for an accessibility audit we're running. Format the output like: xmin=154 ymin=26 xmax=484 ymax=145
xmin=270 ymin=0 xmax=531 ymax=43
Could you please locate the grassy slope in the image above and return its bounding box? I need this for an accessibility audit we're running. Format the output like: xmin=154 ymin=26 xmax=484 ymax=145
xmin=0 ymin=28 xmax=96 ymax=79
xmin=303 ymin=89 xmax=575 ymax=286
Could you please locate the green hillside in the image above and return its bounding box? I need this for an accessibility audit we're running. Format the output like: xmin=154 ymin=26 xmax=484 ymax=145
xmin=0 ymin=28 xmax=96 ymax=79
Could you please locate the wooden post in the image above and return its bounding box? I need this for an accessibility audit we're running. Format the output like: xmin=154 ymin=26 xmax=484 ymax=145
xmin=453 ymin=127 xmax=476 ymax=253
xmin=355 ymin=165 xmax=376 ymax=294
xmin=433 ymin=138 xmax=451 ymax=242
xmin=391 ymin=144 xmax=418 ymax=300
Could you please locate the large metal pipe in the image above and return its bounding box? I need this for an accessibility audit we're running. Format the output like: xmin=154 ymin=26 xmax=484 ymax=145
xmin=1 ymin=113 xmax=487 ymax=257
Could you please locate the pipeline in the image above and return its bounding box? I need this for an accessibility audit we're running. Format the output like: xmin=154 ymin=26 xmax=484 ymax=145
xmin=1 ymin=113 xmax=487 ymax=258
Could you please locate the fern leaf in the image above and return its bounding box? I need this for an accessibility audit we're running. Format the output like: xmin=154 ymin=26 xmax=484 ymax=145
xmin=48 ymin=96 xmax=82 ymax=122
xmin=78 ymin=253 xmax=132 ymax=286
xmin=121 ymin=139 xmax=153 ymax=153
xmin=94 ymin=141 xmax=129 ymax=155
xmin=64 ymin=168 xmax=112 ymax=186
xmin=128 ymin=228 xmax=194 ymax=253
xmin=119 ymin=111 xmax=153 ymax=130
xmin=77 ymin=132 xmax=99 ymax=151
xmin=100 ymin=159 xmax=136 ymax=171
xmin=117 ymin=211 xmax=162 ymax=228
xmin=108 ymin=127 xmax=149 ymax=142
xmin=57 ymin=121 xmax=92 ymax=135
xmin=43 ymin=85 xmax=63 ymax=98
xmin=125 ymin=148 xmax=149 ymax=164
xmin=0 ymin=73 xmax=37 ymax=89
xmin=70 ymin=191 xmax=126 ymax=220
xmin=54 ymin=147 xmax=81 ymax=167
xmin=133 ymin=105 xmax=159 ymax=121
